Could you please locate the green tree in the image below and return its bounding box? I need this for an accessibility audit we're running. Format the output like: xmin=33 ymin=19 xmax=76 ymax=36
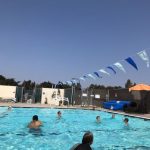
xmin=75 ymin=82 xmax=82 ymax=90
xmin=56 ymin=81 xmax=71 ymax=89
xmin=21 ymin=80 xmax=35 ymax=90
xmin=125 ymin=79 xmax=135 ymax=88
xmin=0 ymin=75 xmax=19 ymax=86
xmin=89 ymin=84 xmax=106 ymax=89
xmin=39 ymin=81 xmax=53 ymax=88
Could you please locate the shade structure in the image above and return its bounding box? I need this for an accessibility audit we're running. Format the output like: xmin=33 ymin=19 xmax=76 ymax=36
xmin=129 ymin=84 xmax=150 ymax=92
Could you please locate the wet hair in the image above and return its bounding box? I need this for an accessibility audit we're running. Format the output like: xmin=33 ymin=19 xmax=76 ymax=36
xmin=96 ymin=116 xmax=100 ymax=120
xmin=124 ymin=118 xmax=129 ymax=122
xmin=57 ymin=111 xmax=61 ymax=115
xmin=82 ymin=131 xmax=93 ymax=145
xmin=33 ymin=115 xmax=38 ymax=121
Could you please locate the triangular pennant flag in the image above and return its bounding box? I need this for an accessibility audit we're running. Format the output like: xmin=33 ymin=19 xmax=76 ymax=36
xmin=99 ymin=69 xmax=110 ymax=76
xmin=71 ymin=80 xmax=77 ymax=84
xmin=80 ymin=77 xmax=86 ymax=81
xmin=125 ymin=57 xmax=138 ymax=70
xmin=66 ymin=81 xmax=73 ymax=85
xmin=72 ymin=78 xmax=80 ymax=83
xmin=83 ymin=75 xmax=87 ymax=79
xmin=94 ymin=72 xmax=102 ymax=78
xmin=107 ymin=66 xmax=116 ymax=74
xmin=114 ymin=62 xmax=126 ymax=73
xmin=87 ymin=74 xmax=96 ymax=80
xmin=137 ymin=50 xmax=149 ymax=68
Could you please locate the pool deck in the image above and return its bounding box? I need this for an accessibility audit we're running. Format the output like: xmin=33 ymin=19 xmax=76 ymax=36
xmin=0 ymin=103 xmax=150 ymax=120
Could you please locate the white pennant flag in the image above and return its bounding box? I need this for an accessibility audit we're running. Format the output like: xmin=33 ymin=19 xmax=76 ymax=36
xmin=99 ymin=69 xmax=110 ymax=76
xmin=72 ymin=80 xmax=77 ymax=84
xmin=137 ymin=50 xmax=149 ymax=67
xmin=87 ymin=74 xmax=96 ymax=80
xmin=66 ymin=81 xmax=72 ymax=85
xmin=80 ymin=77 xmax=86 ymax=81
xmin=114 ymin=62 xmax=126 ymax=73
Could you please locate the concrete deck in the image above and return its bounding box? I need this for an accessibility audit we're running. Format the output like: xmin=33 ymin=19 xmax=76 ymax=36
xmin=0 ymin=102 xmax=150 ymax=120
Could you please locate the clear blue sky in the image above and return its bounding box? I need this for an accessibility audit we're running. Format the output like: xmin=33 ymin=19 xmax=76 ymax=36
xmin=0 ymin=0 xmax=150 ymax=87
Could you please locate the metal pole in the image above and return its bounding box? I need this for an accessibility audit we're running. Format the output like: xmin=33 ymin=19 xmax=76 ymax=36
xmin=21 ymin=87 xmax=24 ymax=103
xmin=71 ymin=78 xmax=81 ymax=106
xmin=73 ymin=85 xmax=75 ymax=105
xmin=81 ymin=88 xmax=82 ymax=106
xmin=108 ymin=89 xmax=110 ymax=101
xmin=33 ymin=83 xmax=36 ymax=103
xmin=71 ymin=85 xmax=73 ymax=105
xmin=91 ymin=88 xmax=93 ymax=106
xmin=87 ymin=88 xmax=89 ymax=106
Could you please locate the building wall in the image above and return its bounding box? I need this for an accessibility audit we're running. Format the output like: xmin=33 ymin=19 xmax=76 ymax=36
xmin=41 ymin=88 xmax=65 ymax=105
xmin=0 ymin=85 xmax=16 ymax=99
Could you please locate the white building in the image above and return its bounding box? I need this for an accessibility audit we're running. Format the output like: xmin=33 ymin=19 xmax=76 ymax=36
xmin=41 ymin=88 xmax=67 ymax=105
xmin=0 ymin=85 xmax=16 ymax=99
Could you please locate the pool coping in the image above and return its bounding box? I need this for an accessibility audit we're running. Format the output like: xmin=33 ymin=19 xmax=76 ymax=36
xmin=0 ymin=102 xmax=150 ymax=120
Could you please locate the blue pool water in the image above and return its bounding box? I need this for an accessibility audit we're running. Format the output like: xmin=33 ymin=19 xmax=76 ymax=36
xmin=0 ymin=107 xmax=150 ymax=150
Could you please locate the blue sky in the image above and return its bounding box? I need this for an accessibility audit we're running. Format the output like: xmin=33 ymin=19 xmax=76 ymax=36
xmin=0 ymin=0 xmax=150 ymax=87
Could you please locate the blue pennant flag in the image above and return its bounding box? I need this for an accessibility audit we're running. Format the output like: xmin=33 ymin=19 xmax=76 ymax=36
xmin=107 ymin=66 xmax=116 ymax=74
xmin=94 ymin=72 xmax=102 ymax=78
xmin=125 ymin=57 xmax=138 ymax=70
xmin=83 ymin=75 xmax=87 ymax=79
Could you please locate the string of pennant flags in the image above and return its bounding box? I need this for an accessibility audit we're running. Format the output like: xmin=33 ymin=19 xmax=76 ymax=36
xmin=63 ymin=49 xmax=150 ymax=85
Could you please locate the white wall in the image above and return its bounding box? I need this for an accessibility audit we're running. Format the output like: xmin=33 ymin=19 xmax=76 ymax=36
xmin=0 ymin=85 xmax=16 ymax=99
xmin=41 ymin=88 xmax=65 ymax=105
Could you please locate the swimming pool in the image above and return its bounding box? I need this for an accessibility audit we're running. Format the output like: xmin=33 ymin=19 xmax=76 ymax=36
xmin=0 ymin=107 xmax=150 ymax=150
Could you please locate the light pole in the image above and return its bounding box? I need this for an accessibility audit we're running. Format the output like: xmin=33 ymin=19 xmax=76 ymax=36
xmin=33 ymin=82 xmax=36 ymax=103
xmin=90 ymin=88 xmax=94 ymax=106
xmin=71 ymin=84 xmax=74 ymax=105
xmin=19 ymin=81 xmax=24 ymax=103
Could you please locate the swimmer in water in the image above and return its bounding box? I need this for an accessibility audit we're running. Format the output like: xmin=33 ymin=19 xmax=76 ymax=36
xmin=57 ymin=111 xmax=62 ymax=119
xmin=112 ymin=113 xmax=115 ymax=119
xmin=124 ymin=118 xmax=129 ymax=126
xmin=28 ymin=115 xmax=42 ymax=129
xmin=96 ymin=116 xmax=101 ymax=123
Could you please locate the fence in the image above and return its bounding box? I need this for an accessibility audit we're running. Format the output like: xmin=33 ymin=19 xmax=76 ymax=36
xmin=15 ymin=87 xmax=133 ymax=107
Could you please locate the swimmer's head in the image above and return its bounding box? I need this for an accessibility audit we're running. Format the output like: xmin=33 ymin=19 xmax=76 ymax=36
xmin=33 ymin=115 xmax=38 ymax=121
xmin=57 ymin=111 xmax=61 ymax=116
xmin=96 ymin=116 xmax=100 ymax=123
xmin=82 ymin=131 xmax=94 ymax=145
xmin=124 ymin=118 xmax=129 ymax=125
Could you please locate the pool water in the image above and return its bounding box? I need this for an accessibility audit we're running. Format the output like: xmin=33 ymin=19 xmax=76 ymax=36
xmin=0 ymin=107 xmax=150 ymax=150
